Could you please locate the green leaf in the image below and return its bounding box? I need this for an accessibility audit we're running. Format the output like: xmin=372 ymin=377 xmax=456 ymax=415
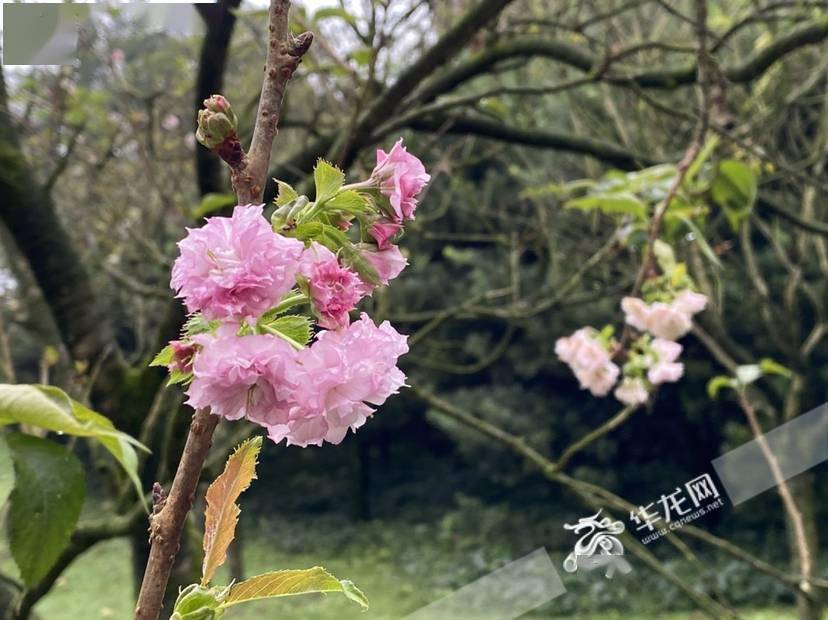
xmin=759 ymin=358 xmax=792 ymax=379
xmin=224 ymin=567 xmax=368 ymax=609
xmin=711 ymin=160 xmax=757 ymax=231
xmin=202 ymin=437 xmax=261 ymax=585
xmin=171 ymin=584 xmax=227 ymax=619
xmin=313 ymin=159 xmax=345 ymax=204
xmin=260 ymin=315 xmax=312 ymax=349
xmin=0 ymin=384 xmax=146 ymax=448
xmin=565 ymin=193 xmax=647 ymax=220
xmin=313 ymin=7 xmax=356 ymax=25
xmin=150 ymin=344 xmax=174 ymax=367
xmin=676 ymin=215 xmax=722 ymax=269
xmin=167 ymin=369 xmax=192 ymax=387
xmin=0 ymin=385 xmax=148 ymax=505
xmin=192 ymin=193 xmax=237 ymax=219
xmin=71 ymin=402 xmax=146 ymax=511
xmin=274 ymin=180 xmax=299 ymax=207
xmin=326 ymin=190 xmax=370 ymax=215
xmin=685 ymin=135 xmax=719 ymax=185
xmin=6 ymin=433 xmax=85 ymax=587
xmin=0 ymin=434 xmax=14 ymax=508
xmin=292 ymin=221 xmax=325 ymax=242
xmin=350 ymin=47 xmax=373 ymax=66
xmin=653 ymin=239 xmax=676 ymax=274
xmin=707 ymin=375 xmax=735 ymax=399
xmin=184 ymin=314 xmax=219 ymax=337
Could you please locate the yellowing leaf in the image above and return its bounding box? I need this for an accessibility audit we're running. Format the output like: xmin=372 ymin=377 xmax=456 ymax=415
xmin=225 ymin=567 xmax=368 ymax=609
xmin=201 ymin=436 xmax=262 ymax=585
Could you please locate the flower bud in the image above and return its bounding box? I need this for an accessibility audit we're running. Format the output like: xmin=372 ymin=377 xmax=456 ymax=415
xmin=196 ymin=95 xmax=238 ymax=149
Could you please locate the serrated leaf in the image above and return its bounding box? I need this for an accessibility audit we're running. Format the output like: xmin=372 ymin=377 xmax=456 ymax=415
xmin=326 ymin=190 xmax=370 ymax=215
xmin=0 ymin=384 xmax=147 ymax=450
xmin=224 ymin=567 xmax=368 ymax=609
xmin=313 ymin=159 xmax=345 ymax=204
xmin=274 ymin=180 xmax=299 ymax=207
xmin=202 ymin=437 xmax=262 ymax=585
xmin=184 ymin=314 xmax=219 ymax=337
xmin=0 ymin=384 xmax=148 ymax=505
xmin=261 ymin=315 xmax=312 ymax=349
xmin=0 ymin=434 xmax=14 ymax=508
xmin=6 ymin=433 xmax=85 ymax=587
xmin=192 ymin=193 xmax=237 ymax=219
xmin=565 ymin=193 xmax=647 ymax=220
xmin=167 ymin=369 xmax=192 ymax=387
xmin=150 ymin=344 xmax=174 ymax=367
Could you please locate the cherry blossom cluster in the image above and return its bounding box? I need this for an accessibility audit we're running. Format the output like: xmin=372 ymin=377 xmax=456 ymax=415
xmin=555 ymin=248 xmax=707 ymax=406
xmin=154 ymin=140 xmax=429 ymax=447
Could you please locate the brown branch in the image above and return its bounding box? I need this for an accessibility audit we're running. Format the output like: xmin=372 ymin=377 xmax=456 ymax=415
xmin=134 ymin=4 xmax=311 ymax=618
xmin=239 ymin=5 xmax=312 ymax=203
xmin=616 ymin=0 xmax=712 ymax=354
xmin=134 ymin=410 xmax=219 ymax=620
xmin=553 ymin=404 xmax=640 ymax=472
xmin=411 ymin=386 xmax=738 ymax=618
xmin=413 ymin=386 xmax=825 ymax=606
xmin=736 ymin=391 xmax=815 ymax=596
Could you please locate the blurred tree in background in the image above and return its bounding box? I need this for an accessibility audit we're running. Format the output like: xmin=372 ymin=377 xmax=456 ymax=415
xmin=1 ymin=1 xmax=827 ymax=618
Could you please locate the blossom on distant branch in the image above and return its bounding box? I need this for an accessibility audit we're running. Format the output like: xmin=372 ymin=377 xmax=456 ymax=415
xmin=621 ymin=290 xmax=707 ymax=340
xmin=555 ymin=328 xmax=620 ymax=397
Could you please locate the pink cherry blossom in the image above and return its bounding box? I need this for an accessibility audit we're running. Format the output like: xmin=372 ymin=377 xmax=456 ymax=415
xmin=299 ymin=242 xmax=368 ymax=330
xmin=361 ymin=245 xmax=408 ymax=285
xmin=267 ymin=314 xmax=408 ymax=447
xmin=648 ymin=361 xmax=684 ymax=384
xmin=645 ymin=302 xmax=693 ymax=340
xmin=171 ymin=204 xmax=305 ymax=320
xmin=371 ymin=139 xmax=430 ymax=222
xmin=614 ymin=378 xmax=649 ymax=405
xmin=621 ymin=297 xmax=650 ymax=332
xmin=621 ymin=291 xmax=707 ymax=340
xmin=186 ymin=327 xmax=299 ymax=424
xmin=672 ymin=289 xmax=708 ymax=316
xmin=369 ymin=218 xmax=402 ymax=249
xmin=651 ymin=338 xmax=682 ymax=363
xmin=647 ymin=338 xmax=684 ymax=384
xmin=555 ymin=328 xmax=620 ymax=397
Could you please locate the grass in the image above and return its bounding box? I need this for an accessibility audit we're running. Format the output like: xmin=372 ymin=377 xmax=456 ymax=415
xmin=22 ymin=526 xmax=803 ymax=620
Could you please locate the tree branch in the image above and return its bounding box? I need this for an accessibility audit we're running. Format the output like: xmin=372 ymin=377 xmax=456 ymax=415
xmin=134 ymin=410 xmax=219 ymax=620
xmin=134 ymin=3 xmax=311 ymax=618
xmin=408 ymin=113 xmax=657 ymax=169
